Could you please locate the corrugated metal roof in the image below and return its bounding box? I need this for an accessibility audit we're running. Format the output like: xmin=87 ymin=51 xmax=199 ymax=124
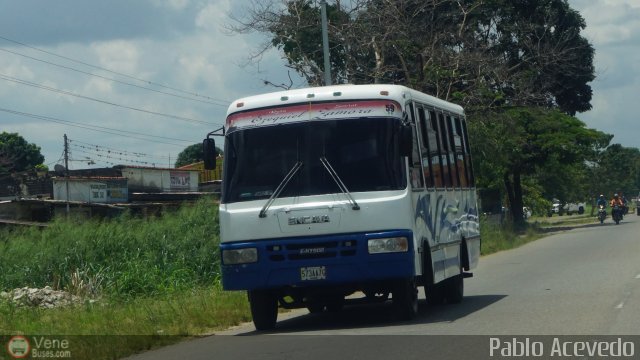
xmin=52 ymin=177 xmax=127 ymax=181
xmin=116 ymin=165 xmax=199 ymax=172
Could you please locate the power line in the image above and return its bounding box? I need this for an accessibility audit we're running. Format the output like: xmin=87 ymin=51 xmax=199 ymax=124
xmin=45 ymin=149 xmax=66 ymax=167
xmin=0 ymin=35 xmax=234 ymax=105
xmin=0 ymin=107 xmax=192 ymax=146
xmin=0 ymin=47 xmax=230 ymax=107
xmin=70 ymin=146 xmax=158 ymax=166
xmin=70 ymin=142 xmax=171 ymax=162
xmin=0 ymin=73 xmax=219 ymax=126
xmin=69 ymin=139 xmax=172 ymax=160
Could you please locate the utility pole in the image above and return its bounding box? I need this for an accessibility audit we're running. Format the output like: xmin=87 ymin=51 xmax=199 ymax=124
xmin=64 ymin=134 xmax=70 ymax=215
xmin=321 ymin=0 xmax=332 ymax=86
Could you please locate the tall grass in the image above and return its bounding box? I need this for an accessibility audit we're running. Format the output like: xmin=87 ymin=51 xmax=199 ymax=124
xmin=480 ymin=218 xmax=542 ymax=255
xmin=0 ymin=287 xmax=250 ymax=335
xmin=0 ymin=287 xmax=251 ymax=359
xmin=0 ymin=197 xmax=221 ymax=298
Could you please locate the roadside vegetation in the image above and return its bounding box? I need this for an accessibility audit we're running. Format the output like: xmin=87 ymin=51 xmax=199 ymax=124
xmin=0 ymin=198 xmax=252 ymax=359
xmin=0 ymin=199 xmax=630 ymax=359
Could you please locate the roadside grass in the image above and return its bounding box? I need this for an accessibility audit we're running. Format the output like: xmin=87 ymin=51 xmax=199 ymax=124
xmin=479 ymin=220 xmax=543 ymax=255
xmin=0 ymin=287 xmax=250 ymax=359
xmin=0 ymin=198 xmax=602 ymax=359
xmin=0 ymin=198 xmax=255 ymax=359
xmin=0 ymin=287 xmax=249 ymax=335
xmin=0 ymin=198 xmax=221 ymax=298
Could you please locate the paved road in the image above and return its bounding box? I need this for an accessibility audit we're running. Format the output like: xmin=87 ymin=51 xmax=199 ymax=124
xmin=125 ymin=214 xmax=640 ymax=359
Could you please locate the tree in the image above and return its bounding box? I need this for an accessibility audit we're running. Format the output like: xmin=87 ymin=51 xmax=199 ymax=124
xmin=231 ymin=0 xmax=594 ymax=114
xmin=469 ymin=108 xmax=610 ymax=224
xmin=231 ymin=0 xmax=600 ymax=224
xmin=175 ymin=143 xmax=223 ymax=168
xmin=0 ymin=132 xmax=45 ymax=176
xmin=589 ymin=144 xmax=640 ymax=199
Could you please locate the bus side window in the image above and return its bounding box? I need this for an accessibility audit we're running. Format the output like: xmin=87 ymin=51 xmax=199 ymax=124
xmin=408 ymin=104 xmax=424 ymax=189
xmin=417 ymin=106 xmax=434 ymax=188
xmin=461 ymin=118 xmax=475 ymax=186
xmin=446 ymin=115 xmax=461 ymax=188
xmin=437 ymin=113 xmax=453 ymax=188
xmin=429 ymin=110 xmax=443 ymax=188
xmin=453 ymin=116 xmax=468 ymax=188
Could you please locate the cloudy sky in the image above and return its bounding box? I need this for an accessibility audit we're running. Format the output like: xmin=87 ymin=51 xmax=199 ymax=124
xmin=1 ymin=0 xmax=638 ymax=170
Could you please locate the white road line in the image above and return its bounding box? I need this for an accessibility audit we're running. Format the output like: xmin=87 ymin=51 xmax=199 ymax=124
xmin=615 ymin=302 xmax=625 ymax=309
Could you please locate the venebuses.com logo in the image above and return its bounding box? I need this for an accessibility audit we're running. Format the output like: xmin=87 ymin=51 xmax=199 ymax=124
xmin=5 ymin=335 xmax=73 ymax=359
xmin=6 ymin=335 xmax=30 ymax=359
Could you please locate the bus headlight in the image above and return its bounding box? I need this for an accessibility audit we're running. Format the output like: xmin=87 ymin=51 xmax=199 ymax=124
xmin=222 ymin=248 xmax=258 ymax=265
xmin=367 ymin=237 xmax=408 ymax=254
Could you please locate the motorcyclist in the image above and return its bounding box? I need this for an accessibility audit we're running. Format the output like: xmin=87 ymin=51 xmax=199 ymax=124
xmin=610 ymin=193 xmax=624 ymax=207
xmin=610 ymin=193 xmax=624 ymax=219
xmin=596 ymin=194 xmax=607 ymax=222
xmin=620 ymin=192 xmax=629 ymax=214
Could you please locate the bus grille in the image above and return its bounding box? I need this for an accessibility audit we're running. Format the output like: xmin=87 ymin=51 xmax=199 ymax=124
xmin=267 ymin=240 xmax=357 ymax=261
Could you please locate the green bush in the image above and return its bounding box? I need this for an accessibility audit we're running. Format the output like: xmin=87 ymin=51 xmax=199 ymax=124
xmin=0 ymin=198 xmax=221 ymax=298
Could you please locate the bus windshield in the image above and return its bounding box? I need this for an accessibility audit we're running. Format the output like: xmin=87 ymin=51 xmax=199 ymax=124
xmin=222 ymin=117 xmax=406 ymax=203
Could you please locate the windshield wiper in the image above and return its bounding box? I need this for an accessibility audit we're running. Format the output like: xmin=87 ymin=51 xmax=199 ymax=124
xmin=258 ymin=161 xmax=304 ymax=218
xmin=319 ymin=156 xmax=360 ymax=210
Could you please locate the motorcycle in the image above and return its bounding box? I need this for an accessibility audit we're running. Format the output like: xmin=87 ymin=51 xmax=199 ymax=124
xmin=612 ymin=204 xmax=622 ymax=225
xmin=622 ymin=202 xmax=629 ymax=215
xmin=597 ymin=204 xmax=607 ymax=224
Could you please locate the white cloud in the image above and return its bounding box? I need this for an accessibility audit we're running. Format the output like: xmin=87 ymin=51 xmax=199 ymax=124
xmin=0 ymin=61 xmax=34 ymax=97
xmin=161 ymin=0 xmax=190 ymax=11
xmin=91 ymin=40 xmax=141 ymax=75
xmin=568 ymin=0 xmax=640 ymax=148
xmin=576 ymin=1 xmax=640 ymax=46
xmin=195 ymin=1 xmax=232 ymax=31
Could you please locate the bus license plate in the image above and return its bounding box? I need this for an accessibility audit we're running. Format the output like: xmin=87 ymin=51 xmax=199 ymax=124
xmin=300 ymin=266 xmax=326 ymax=281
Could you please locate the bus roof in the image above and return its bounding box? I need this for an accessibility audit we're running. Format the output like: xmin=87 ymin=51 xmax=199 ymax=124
xmin=226 ymin=84 xmax=465 ymax=117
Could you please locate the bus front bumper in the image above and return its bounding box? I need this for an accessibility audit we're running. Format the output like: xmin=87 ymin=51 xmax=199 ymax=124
xmin=220 ymin=230 xmax=415 ymax=291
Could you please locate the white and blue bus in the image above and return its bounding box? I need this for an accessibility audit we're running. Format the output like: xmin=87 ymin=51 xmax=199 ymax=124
xmin=203 ymin=84 xmax=480 ymax=330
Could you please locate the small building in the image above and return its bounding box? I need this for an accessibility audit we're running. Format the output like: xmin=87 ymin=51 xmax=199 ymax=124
xmin=0 ymin=175 xmax=53 ymax=201
xmin=116 ymin=165 xmax=199 ymax=193
xmin=178 ymin=158 xmax=223 ymax=183
xmin=52 ymin=177 xmax=128 ymax=203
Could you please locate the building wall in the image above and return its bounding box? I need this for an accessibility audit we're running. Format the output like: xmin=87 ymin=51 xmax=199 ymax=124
xmin=179 ymin=158 xmax=223 ymax=183
xmin=120 ymin=167 xmax=199 ymax=192
xmin=53 ymin=179 xmax=128 ymax=203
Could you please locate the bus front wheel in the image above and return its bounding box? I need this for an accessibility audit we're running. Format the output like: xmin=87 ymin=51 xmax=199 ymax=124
xmin=444 ymin=273 xmax=464 ymax=304
xmin=444 ymin=262 xmax=464 ymax=304
xmin=392 ymin=278 xmax=418 ymax=320
xmin=248 ymin=290 xmax=278 ymax=331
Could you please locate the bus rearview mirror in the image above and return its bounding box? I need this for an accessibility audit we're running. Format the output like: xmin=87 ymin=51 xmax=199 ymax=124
xmin=400 ymin=126 xmax=413 ymax=157
xmin=203 ymin=138 xmax=217 ymax=170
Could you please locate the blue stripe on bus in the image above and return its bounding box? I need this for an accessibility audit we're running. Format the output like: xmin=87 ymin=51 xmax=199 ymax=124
xmin=219 ymin=230 xmax=415 ymax=291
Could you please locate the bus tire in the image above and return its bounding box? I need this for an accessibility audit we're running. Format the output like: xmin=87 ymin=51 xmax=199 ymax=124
xmin=307 ymin=303 xmax=325 ymax=313
xmin=326 ymin=297 xmax=345 ymax=312
xmin=444 ymin=273 xmax=464 ymax=304
xmin=423 ymin=246 xmax=445 ymax=306
xmin=426 ymin=283 xmax=445 ymax=305
xmin=248 ymin=290 xmax=278 ymax=331
xmin=392 ymin=278 xmax=418 ymax=320
xmin=444 ymin=252 xmax=465 ymax=304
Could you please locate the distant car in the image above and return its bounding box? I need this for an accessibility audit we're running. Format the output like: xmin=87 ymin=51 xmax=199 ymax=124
xmin=564 ymin=202 xmax=585 ymax=215
xmin=548 ymin=201 xmax=585 ymax=216
xmin=523 ymin=207 xmax=532 ymax=219
xmin=636 ymin=193 xmax=640 ymax=216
